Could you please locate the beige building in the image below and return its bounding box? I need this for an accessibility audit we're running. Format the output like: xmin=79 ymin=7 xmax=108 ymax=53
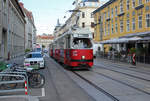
xmin=53 ymin=0 xmax=100 ymax=39
xmin=36 ymin=34 xmax=54 ymax=49
xmin=0 ymin=0 xmax=26 ymax=60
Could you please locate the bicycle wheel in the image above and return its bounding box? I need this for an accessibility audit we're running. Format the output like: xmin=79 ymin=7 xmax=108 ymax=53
xmin=28 ymin=73 xmax=45 ymax=88
xmin=2 ymin=76 xmax=17 ymax=89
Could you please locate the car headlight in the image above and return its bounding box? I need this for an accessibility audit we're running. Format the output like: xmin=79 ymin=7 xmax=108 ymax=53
xmin=82 ymin=56 xmax=85 ymax=60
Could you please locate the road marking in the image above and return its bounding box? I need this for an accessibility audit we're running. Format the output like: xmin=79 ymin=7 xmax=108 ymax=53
xmin=42 ymin=88 xmax=45 ymax=97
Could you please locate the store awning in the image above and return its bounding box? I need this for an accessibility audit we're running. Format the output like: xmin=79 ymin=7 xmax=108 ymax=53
xmin=119 ymin=31 xmax=150 ymax=38
xmin=100 ymin=37 xmax=141 ymax=44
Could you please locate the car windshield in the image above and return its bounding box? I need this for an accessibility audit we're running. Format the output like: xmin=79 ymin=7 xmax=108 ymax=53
xmin=26 ymin=53 xmax=42 ymax=58
xmin=72 ymin=38 xmax=92 ymax=49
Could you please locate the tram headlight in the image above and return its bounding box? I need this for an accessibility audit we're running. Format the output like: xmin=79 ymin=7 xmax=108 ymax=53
xmin=82 ymin=56 xmax=85 ymax=60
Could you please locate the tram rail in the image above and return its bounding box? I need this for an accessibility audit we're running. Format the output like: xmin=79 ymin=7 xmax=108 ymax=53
xmin=95 ymin=64 xmax=150 ymax=82
xmin=92 ymin=70 xmax=150 ymax=96
xmin=96 ymin=61 xmax=150 ymax=76
xmin=72 ymin=71 xmax=120 ymax=101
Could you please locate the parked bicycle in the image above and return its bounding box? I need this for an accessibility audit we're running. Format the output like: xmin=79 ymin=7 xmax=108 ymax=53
xmin=0 ymin=63 xmax=45 ymax=89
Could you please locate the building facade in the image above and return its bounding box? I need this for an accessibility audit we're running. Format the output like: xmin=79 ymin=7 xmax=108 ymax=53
xmin=19 ymin=3 xmax=36 ymax=50
xmin=53 ymin=0 xmax=100 ymax=39
xmin=0 ymin=0 xmax=26 ymax=60
xmin=36 ymin=34 xmax=54 ymax=49
xmin=94 ymin=0 xmax=150 ymax=41
xmin=93 ymin=0 xmax=150 ymax=63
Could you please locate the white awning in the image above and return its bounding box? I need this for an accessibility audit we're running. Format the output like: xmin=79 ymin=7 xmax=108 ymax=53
xmin=100 ymin=37 xmax=141 ymax=44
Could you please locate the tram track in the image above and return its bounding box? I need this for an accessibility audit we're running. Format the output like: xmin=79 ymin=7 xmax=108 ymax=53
xmin=72 ymin=71 xmax=120 ymax=101
xmin=95 ymin=61 xmax=150 ymax=76
xmin=95 ymin=64 xmax=150 ymax=82
xmin=92 ymin=70 xmax=150 ymax=96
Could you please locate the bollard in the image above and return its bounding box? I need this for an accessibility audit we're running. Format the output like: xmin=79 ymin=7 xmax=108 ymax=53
xmin=25 ymin=81 xmax=28 ymax=95
xmin=132 ymin=53 xmax=136 ymax=65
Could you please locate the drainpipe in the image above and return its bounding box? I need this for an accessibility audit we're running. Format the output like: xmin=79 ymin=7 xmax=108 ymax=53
xmin=0 ymin=1 xmax=2 ymax=58
xmin=7 ymin=0 xmax=10 ymax=60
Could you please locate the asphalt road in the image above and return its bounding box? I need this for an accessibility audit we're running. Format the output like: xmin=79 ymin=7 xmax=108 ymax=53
xmin=38 ymin=56 xmax=95 ymax=101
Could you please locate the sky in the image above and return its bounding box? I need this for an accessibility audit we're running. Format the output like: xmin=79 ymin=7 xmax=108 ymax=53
xmin=20 ymin=0 xmax=107 ymax=35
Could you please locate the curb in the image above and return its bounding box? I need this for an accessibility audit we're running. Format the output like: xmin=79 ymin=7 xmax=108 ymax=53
xmin=0 ymin=95 xmax=39 ymax=101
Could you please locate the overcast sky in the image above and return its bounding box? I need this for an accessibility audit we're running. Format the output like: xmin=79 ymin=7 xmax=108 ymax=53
xmin=20 ymin=0 xmax=108 ymax=35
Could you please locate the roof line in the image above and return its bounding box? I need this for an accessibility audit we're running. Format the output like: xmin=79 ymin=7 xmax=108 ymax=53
xmin=93 ymin=0 xmax=116 ymax=14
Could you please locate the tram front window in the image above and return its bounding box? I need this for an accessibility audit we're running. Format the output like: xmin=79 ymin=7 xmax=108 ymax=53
xmin=72 ymin=38 xmax=92 ymax=49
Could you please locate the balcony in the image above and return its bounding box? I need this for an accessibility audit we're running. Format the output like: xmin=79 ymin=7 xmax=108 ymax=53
xmin=135 ymin=4 xmax=144 ymax=10
xmin=118 ymin=12 xmax=125 ymax=17
xmin=106 ymin=17 xmax=110 ymax=21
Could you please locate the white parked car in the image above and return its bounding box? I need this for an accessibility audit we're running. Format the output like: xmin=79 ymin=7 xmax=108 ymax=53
xmin=24 ymin=52 xmax=45 ymax=69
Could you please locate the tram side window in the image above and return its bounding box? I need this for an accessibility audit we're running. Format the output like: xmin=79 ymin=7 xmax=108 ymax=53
xmin=72 ymin=38 xmax=92 ymax=49
xmin=66 ymin=36 xmax=70 ymax=48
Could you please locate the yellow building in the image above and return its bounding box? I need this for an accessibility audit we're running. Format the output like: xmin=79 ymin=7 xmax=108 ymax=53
xmin=93 ymin=0 xmax=150 ymax=53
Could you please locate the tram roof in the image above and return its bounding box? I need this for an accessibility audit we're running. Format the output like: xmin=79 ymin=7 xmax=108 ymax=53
xmin=54 ymin=28 xmax=92 ymax=41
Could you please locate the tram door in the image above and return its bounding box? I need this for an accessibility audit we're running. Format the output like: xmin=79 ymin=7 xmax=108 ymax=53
xmin=66 ymin=35 xmax=71 ymax=62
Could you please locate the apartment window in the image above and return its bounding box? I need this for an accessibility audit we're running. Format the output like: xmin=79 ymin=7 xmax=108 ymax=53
xmin=126 ymin=19 xmax=130 ymax=32
xmin=105 ymin=22 xmax=107 ymax=35
xmin=127 ymin=13 xmax=129 ymax=19
xmin=91 ymin=13 xmax=94 ymax=18
xmin=111 ymin=8 xmax=113 ymax=18
xmin=82 ymin=22 xmax=85 ymax=28
xmin=132 ymin=18 xmax=136 ymax=30
xmin=146 ymin=0 xmax=150 ymax=3
xmin=108 ymin=7 xmax=110 ymax=18
xmin=126 ymin=0 xmax=130 ymax=10
xmin=146 ymin=6 xmax=150 ymax=11
xmin=108 ymin=22 xmax=110 ymax=34
xmin=112 ymin=23 xmax=114 ymax=34
xmin=101 ymin=13 xmax=104 ymax=21
xmin=138 ymin=0 xmax=142 ymax=5
xmin=115 ymin=6 xmax=118 ymax=16
xmin=138 ymin=16 xmax=142 ymax=29
xmin=146 ymin=14 xmax=150 ymax=27
xmin=120 ymin=0 xmax=123 ymax=13
xmin=91 ymin=22 xmax=95 ymax=28
xmin=120 ymin=20 xmax=123 ymax=32
xmin=115 ymin=23 xmax=118 ymax=33
xmin=132 ymin=0 xmax=135 ymax=8
xmin=104 ymin=12 xmax=106 ymax=19
xmin=132 ymin=11 xmax=135 ymax=16
xmin=82 ymin=12 xmax=85 ymax=18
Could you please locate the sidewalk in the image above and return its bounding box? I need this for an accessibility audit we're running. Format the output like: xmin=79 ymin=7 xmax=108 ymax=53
xmin=94 ymin=57 xmax=150 ymax=71
xmin=0 ymin=95 xmax=39 ymax=101
xmin=6 ymin=55 xmax=24 ymax=65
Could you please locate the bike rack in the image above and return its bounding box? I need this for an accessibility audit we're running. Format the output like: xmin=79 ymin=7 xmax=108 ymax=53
xmin=0 ymin=69 xmax=29 ymax=95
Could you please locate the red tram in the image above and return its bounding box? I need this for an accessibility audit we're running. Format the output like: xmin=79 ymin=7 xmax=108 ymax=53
xmin=49 ymin=28 xmax=93 ymax=69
